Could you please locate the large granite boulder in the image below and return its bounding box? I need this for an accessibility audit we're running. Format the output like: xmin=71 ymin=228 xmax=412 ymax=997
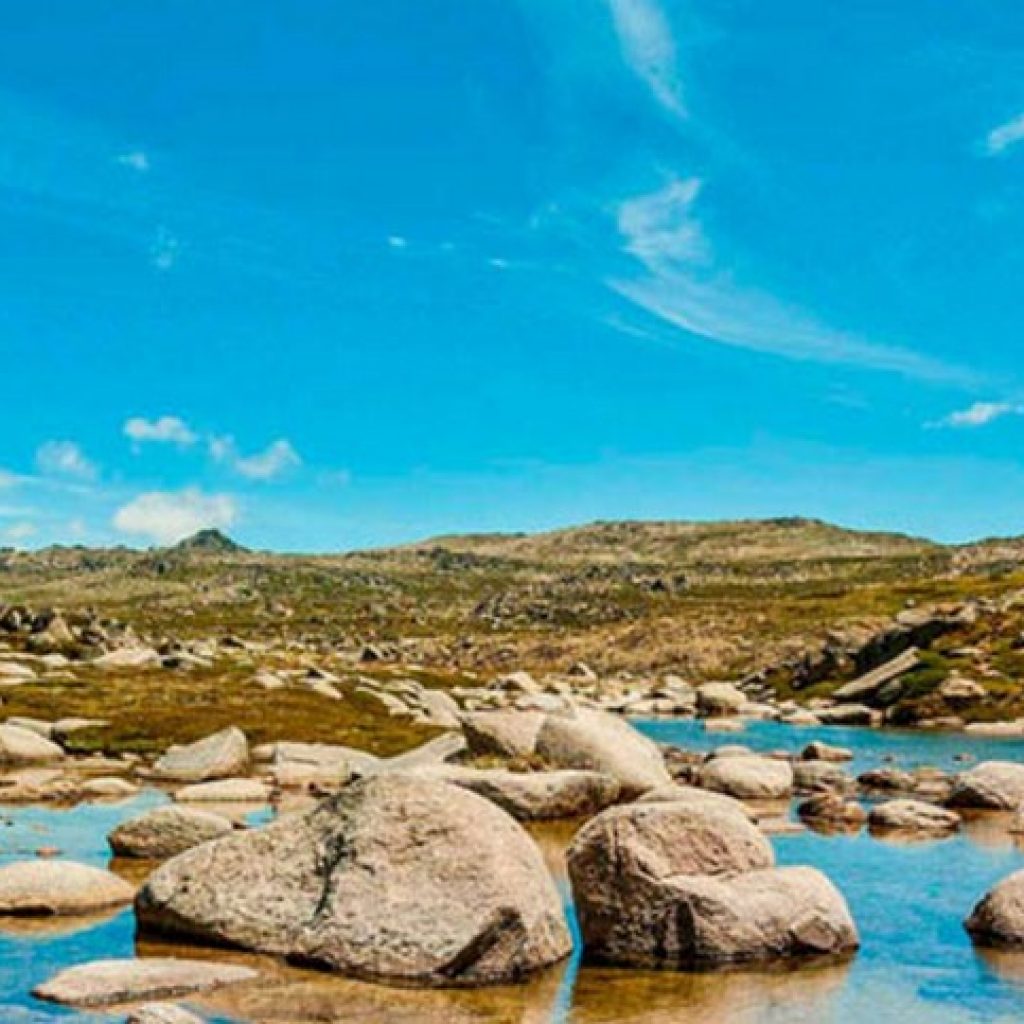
xmin=136 ymin=775 xmax=571 ymax=986
xmin=698 ymin=755 xmax=794 ymax=800
xmin=460 ymin=711 xmax=545 ymax=759
xmin=151 ymin=727 xmax=249 ymax=783
xmin=413 ymin=765 xmax=620 ymax=820
xmin=568 ymin=802 xmax=856 ymax=967
xmin=947 ymin=761 xmax=1024 ymax=810
xmin=109 ymin=806 xmax=235 ymax=859
xmin=535 ymin=708 xmax=670 ymax=797
xmin=0 ymin=861 xmax=133 ymax=916
xmin=32 ymin=957 xmax=256 ymax=1007
xmin=966 ymin=870 xmax=1024 ymax=947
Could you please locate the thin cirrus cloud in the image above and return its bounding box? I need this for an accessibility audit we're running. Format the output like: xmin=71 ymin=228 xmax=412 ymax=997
xmin=607 ymin=0 xmax=686 ymax=119
xmin=35 ymin=440 xmax=98 ymax=481
xmin=112 ymin=488 xmax=237 ymax=546
xmin=210 ymin=436 xmax=302 ymax=481
xmin=124 ymin=415 xmax=198 ymax=447
xmin=982 ymin=113 xmax=1024 ymax=156
xmin=608 ymin=177 xmax=977 ymax=385
xmin=935 ymin=401 xmax=1024 ymax=429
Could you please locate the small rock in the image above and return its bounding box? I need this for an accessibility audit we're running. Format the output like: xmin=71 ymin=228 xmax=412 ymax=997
xmin=32 ymin=957 xmax=256 ymax=1008
xmin=174 ymin=779 xmax=270 ymax=803
xmin=152 ymin=727 xmax=249 ymax=783
xmin=109 ymin=806 xmax=234 ymax=859
xmin=0 ymin=860 xmax=133 ymax=916
xmin=698 ymin=755 xmax=794 ymax=800
xmin=868 ymin=799 xmax=960 ymax=836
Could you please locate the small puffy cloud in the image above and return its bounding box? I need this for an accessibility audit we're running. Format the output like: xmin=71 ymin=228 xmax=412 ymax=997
xmin=113 ymin=488 xmax=237 ymax=545
xmin=36 ymin=440 xmax=97 ymax=481
xmin=211 ymin=436 xmax=301 ymax=481
xmin=938 ymin=401 xmax=1024 ymax=428
xmin=984 ymin=114 xmax=1024 ymax=157
xmin=124 ymin=415 xmax=197 ymax=447
xmin=116 ymin=150 xmax=150 ymax=172
xmin=387 ymin=235 xmax=408 ymax=249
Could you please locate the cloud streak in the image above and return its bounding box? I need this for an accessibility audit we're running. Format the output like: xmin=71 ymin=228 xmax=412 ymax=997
xmin=610 ymin=178 xmax=976 ymax=385
xmin=35 ymin=441 xmax=97 ymax=481
xmin=934 ymin=401 xmax=1024 ymax=429
xmin=983 ymin=113 xmax=1024 ymax=156
xmin=607 ymin=0 xmax=686 ymax=119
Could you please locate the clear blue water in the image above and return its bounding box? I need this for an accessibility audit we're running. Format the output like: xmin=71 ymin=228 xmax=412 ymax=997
xmin=2 ymin=723 xmax=1024 ymax=1023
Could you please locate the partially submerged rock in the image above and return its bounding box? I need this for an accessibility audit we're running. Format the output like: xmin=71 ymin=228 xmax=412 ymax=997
xmin=535 ymin=708 xmax=670 ymax=797
xmin=868 ymin=799 xmax=960 ymax=836
xmin=801 ymin=741 xmax=853 ymax=763
xmin=152 ymin=727 xmax=249 ymax=783
xmin=568 ymin=802 xmax=856 ymax=968
xmin=109 ymin=806 xmax=235 ymax=859
xmin=966 ymin=870 xmax=1024 ymax=947
xmin=32 ymin=957 xmax=256 ymax=1007
xmin=136 ymin=774 xmax=571 ymax=986
xmin=0 ymin=860 xmax=133 ymax=916
xmin=793 ymin=760 xmax=852 ymax=795
xmin=698 ymin=755 xmax=794 ymax=800
xmin=797 ymin=794 xmax=866 ymax=829
xmin=948 ymin=761 xmax=1024 ymax=810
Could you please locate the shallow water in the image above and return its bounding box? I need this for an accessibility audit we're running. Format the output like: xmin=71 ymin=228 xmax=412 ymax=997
xmin=2 ymin=722 xmax=1024 ymax=1022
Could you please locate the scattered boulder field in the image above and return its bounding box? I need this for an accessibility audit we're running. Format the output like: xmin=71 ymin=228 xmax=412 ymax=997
xmin=10 ymin=521 xmax=1024 ymax=1015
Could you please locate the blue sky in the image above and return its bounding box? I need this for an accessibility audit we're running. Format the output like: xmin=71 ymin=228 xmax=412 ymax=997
xmin=3 ymin=1 xmax=1024 ymax=551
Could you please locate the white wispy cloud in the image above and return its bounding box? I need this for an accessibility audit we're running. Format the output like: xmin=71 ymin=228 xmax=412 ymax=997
xmin=1 ymin=521 xmax=36 ymax=546
xmin=610 ymin=177 xmax=974 ymax=384
xmin=124 ymin=415 xmax=197 ymax=447
xmin=112 ymin=488 xmax=237 ymax=545
xmin=387 ymin=235 xmax=408 ymax=249
xmin=35 ymin=441 xmax=98 ymax=481
xmin=935 ymin=401 xmax=1024 ymax=429
xmin=210 ymin=436 xmax=302 ymax=481
xmin=0 ymin=469 xmax=18 ymax=489
xmin=607 ymin=0 xmax=686 ymax=119
xmin=983 ymin=113 xmax=1024 ymax=156
xmin=116 ymin=150 xmax=150 ymax=172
